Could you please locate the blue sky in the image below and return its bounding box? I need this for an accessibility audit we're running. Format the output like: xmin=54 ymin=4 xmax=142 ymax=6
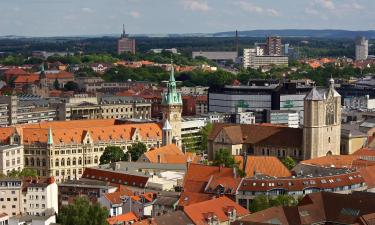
xmin=0 ymin=0 xmax=374 ymax=36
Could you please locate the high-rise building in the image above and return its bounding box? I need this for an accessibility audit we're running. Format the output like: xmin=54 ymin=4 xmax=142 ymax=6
xmin=161 ymin=63 xmax=183 ymax=148
xmin=303 ymin=78 xmax=341 ymax=159
xmin=117 ymin=25 xmax=136 ymax=55
xmin=355 ymin=36 xmax=368 ymax=61
xmin=266 ymin=36 xmax=282 ymax=56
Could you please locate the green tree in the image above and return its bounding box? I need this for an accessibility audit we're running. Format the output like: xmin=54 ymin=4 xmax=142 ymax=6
xmin=53 ymin=78 xmax=60 ymax=90
xmin=58 ymin=197 xmax=109 ymax=225
xmin=127 ymin=142 xmax=147 ymax=161
xmin=64 ymin=81 xmax=79 ymax=91
xmin=212 ymin=148 xmax=237 ymax=168
xmin=199 ymin=123 xmax=213 ymax=152
xmin=282 ymin=156 xmax=297 ymax=170
xmin=249 ymin=194 xmax=270 ymax=212
xmin=8 ymin=168 xmax=37 ymax=178
xmin=269 ymin=195 xmax=298 ymax=207
xmin=182 ymin=133 xmax=197 ymax=153
xmin=99 ymin=146 xmax=125 ymax=165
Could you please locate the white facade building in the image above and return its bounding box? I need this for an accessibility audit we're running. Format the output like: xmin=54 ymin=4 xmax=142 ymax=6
xmin=243 ymin=48 xmax=288 ymax=69
xmin=269 ymin=110 xmax=300 ymax=128
xmin=355 ymin=36 xmax=368 ymax=61
xmin=0 ymin=145 xmax=24 ymax=175
xmin=25 ymin=177 xmax=58 ymax=216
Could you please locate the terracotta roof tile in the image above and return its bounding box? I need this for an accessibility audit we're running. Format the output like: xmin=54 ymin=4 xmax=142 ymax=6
xmin=301 ymin=155 xmax=375 ymax=169
xmin=184 ymin=196 xmax=249 ymax=225
xmin=235 ymin=156 xmax=291 ymax=178
xmin=141 ymin=144 xmax=199 ymax=164
xmin=107 ymin=212 xmax=138 ymax=225
xmin=14 ymin=74 xmax=39 ymax=84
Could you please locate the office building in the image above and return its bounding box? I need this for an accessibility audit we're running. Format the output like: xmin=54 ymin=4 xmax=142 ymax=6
xmin=268 ymin=110 xmax=299 ymax=128
xmin=117 ymin=25 xmax=136 ymax=54
xmin=266 ymin=36 xmax=282 ymax=56
xmin=355 ymin=36 xmax=368 ymax=61
xmin=192 ymin=51 xmax=238 ymax=62
xmin=208 ymin=80 xmax=312 ymax=120
xmin=243 ymin=48 xmax=288 ymax=69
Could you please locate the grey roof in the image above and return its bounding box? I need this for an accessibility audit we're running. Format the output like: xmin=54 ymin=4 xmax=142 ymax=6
xmin=154 ymin=196 xmax=179 ymax=206
xmin=154 ymin=211 xmax=194 ymax=225
xmin=95 ymin=161 xmax=187 ymax=177
xmin=58 ymin=179 xmax=114 ymax=188
xmin=292 ymin=164 xmax=355 ymax=177
xmin=341 ymin=124 xmax=367 ymax=137
xmin=99 ymin=96 xmax=149 ymax=104
xmin=305 ymin=87 xmax=323 ymax=100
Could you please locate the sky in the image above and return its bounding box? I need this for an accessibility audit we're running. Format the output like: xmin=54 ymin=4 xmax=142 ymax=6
xmin=0 ymin=0 xmax=374 ymax=36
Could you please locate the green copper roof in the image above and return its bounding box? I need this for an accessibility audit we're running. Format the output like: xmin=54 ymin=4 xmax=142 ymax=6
xmin=162 ymin=64 xmax=182 ymax=105
xmin=47 ymin=127 xmax=53 ymax=145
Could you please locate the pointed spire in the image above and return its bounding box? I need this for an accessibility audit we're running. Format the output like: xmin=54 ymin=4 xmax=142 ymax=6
xmin=47 ymin=127 xmax=53 ymax=145
xmin=169 ymin=58 xmax=175 ymax=82
xmin=122 ymin=24 xmax=126 ymax=38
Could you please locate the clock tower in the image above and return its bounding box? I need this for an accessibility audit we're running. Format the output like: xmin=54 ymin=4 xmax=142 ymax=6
xmin=161 ymin=62 xmax=183 ymax=147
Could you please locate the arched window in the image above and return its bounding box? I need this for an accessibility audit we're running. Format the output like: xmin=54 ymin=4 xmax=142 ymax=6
xmin=67 ymin=158 xmax=71 ymax=166
xmin=94 ymin=156 xmax=98 ymax=164
xmin=37 ymin=158 xmax=40 ymax=167
xmin=73 ymin=157 xmax=76 ymax=166
xmin=30 ymin=158 xmax=34 ymax=166
xmin=78 ymin=157 xmax=82 ymax=165
xmin=55 ymin=159 xmax=59 ymax=167
xmin=42 ymin=159 xmax=46 ymax=167
xmin=61 ymin=158 xmax=65 ymax=166
xmin=25 ymin=158 xmax=29 ymax=166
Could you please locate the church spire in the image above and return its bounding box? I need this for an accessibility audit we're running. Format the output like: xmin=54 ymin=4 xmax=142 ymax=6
xmin=162 ymin=59 xmax=182 ymax=105
xmin=47 ymin=127 xmax=53 ymax=145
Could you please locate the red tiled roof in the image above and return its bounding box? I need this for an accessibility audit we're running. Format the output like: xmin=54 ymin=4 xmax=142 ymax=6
xmin=239 ymin=171 xmax=365 ymax=192
xmin=179 ymin=164 xmax=236 ymax=207
xmin=209 ymin=123 xmax=302 ymax=148
xmin=104 ymin=187 xmax=133 ymax=205
xmin=235 ymin=156 xmax=291 ymax=178
xmin=14 ymin=74 xmax=39 ymax=84
xmin=184 ymin=196 xmax=249 ymax=225
xmin=141 ymin=144 xmax=200 ymax=164
xmin=301 ymin=155 xmax=375 ymax=169
xmin=4 ymin=68 xmax=28 ymax=75
xmin=82 ymin=168 xmax=149 ymax=188
xmin=107 ymin=212 xmax=138 ymax=225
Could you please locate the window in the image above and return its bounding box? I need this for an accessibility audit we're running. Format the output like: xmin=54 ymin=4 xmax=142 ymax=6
xmin=55 ymin=159 xmax=59 ymax=167
xmin=73 ymin=158 xmax=76 ymax=165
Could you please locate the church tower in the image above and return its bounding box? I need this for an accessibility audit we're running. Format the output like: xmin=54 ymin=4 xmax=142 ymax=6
xmin=161 ymin=62 xmax=183 ymax=147
xmin=303 ymin=78 xmax=341 ymax=159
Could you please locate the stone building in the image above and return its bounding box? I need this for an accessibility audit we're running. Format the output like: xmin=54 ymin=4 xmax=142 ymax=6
xmin=161 ymin=63 xmax=183 ymax=147
xmin=1 ymin=119 xmax=162 ymax=182
xmin=303 ymin=78 xmax=341 ymax=159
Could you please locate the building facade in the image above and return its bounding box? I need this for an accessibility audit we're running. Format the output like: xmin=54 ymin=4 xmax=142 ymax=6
xmin=117 ymin=26 xmax=136 ymax=54
xmin=355 ymin=36 xmax=368 ymax=61
xmin=0 ymin=145 xmax=24 ymax=175
xmin=303 ymin=79 xmax=342 ymax=159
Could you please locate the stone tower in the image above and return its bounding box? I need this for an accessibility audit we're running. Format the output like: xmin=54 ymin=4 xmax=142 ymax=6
xmin=303 ymin=78 xmax=341 ymax=159
xmin=161 ymin=62 xmax=182 ymax=148
xmin=162 ymin=119 xmax=173 ymax=146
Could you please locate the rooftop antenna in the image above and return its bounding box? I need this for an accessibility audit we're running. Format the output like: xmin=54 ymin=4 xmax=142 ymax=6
xmin=235 ymin=30 xmax=239 ymax=54
xmin=122 ymin=24 xmax=126 ymax=38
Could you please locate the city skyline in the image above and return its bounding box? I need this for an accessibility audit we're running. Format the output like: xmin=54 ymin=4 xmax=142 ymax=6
xmin=0 ymin=0 xmax=374 ymax=37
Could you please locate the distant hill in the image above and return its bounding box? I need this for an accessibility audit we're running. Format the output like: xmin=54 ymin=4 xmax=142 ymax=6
xmin=213 ymin=29 xmax=375 ymax=39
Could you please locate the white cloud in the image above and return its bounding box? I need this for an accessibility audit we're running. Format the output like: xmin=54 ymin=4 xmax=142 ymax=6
xmin=315 ymin=0 xmax=335 ymax=10
xmin=82 ymin=7 xmax=95 ymax=13
xmin=182 ymin=0 xmax=210 ymax=12
xmin=235 ymin=1 xmax=279 ymax=16
xmin=129 ymin=11 xmax=141 ymax=18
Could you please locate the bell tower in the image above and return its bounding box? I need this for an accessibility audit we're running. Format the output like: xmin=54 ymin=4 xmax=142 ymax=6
xmin=303 ymin=79 xmax=341 ymax=159
xmin=161 ymin=61 xmax=182 ymax=148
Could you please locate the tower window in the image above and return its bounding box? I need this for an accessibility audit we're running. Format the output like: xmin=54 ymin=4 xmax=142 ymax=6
xmin=328 ymin=137 xmax=331 ymax=143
